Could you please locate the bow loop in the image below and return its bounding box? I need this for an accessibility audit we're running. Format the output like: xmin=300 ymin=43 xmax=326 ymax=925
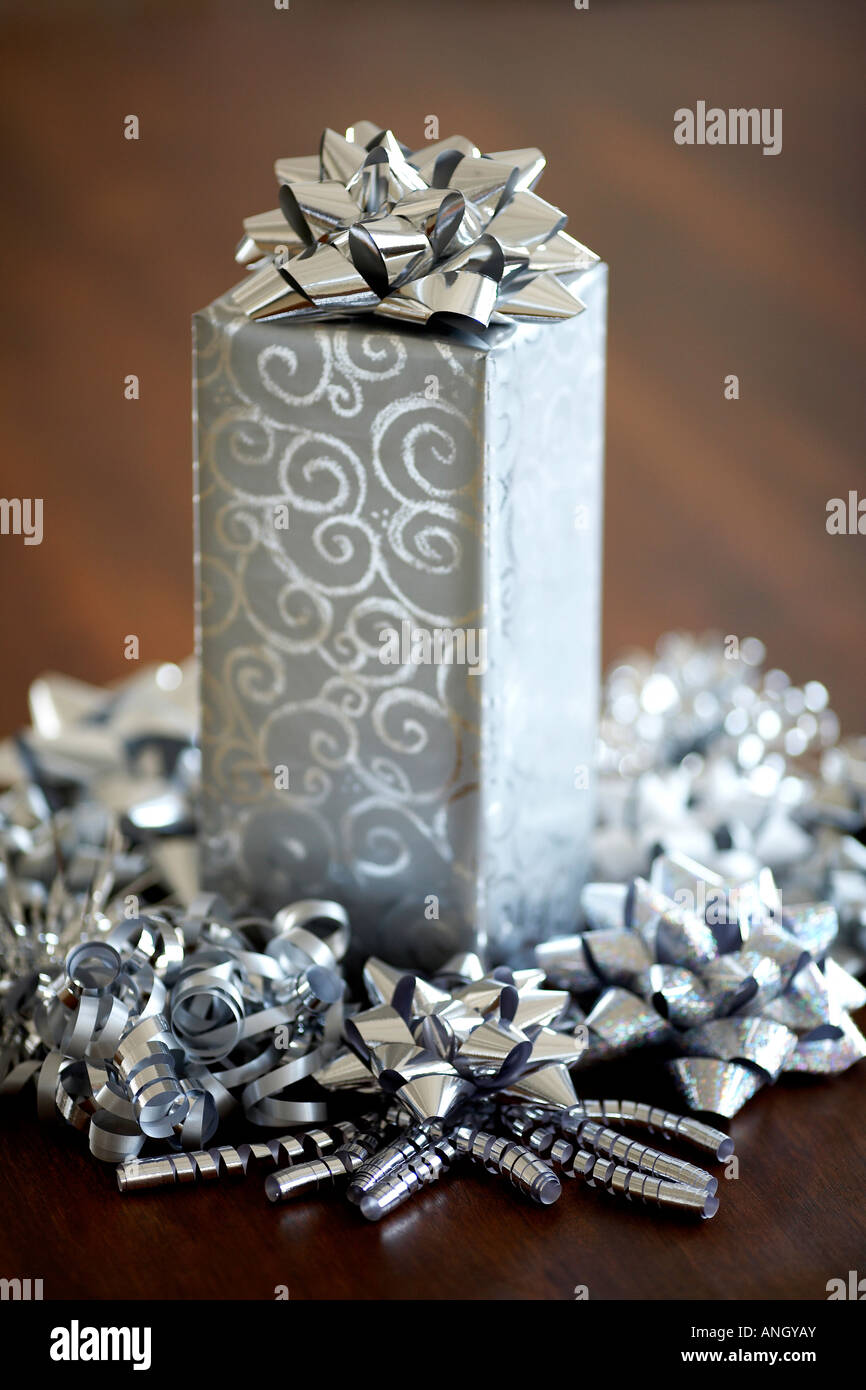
xmin=231 ymin=121 xmax=598 ymax=331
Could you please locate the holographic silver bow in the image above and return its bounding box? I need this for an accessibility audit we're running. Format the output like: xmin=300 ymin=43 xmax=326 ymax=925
xmin=231 ymin=121 xmax=598 ymax=329
xmin=561 ymin=631 xmax=866 ymax=1116
xmin=537 ymin=854 xmax=866 ymax=1118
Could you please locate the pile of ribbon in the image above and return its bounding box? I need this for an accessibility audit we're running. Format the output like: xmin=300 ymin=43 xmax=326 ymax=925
xmin=0 ymin=663 xmax=355 ymax=1158
xmin=231 ymin=120 xmax=598 ymax=329
xmin=1 ymin=639 xmax=864 ymax=1224
xmin=2 ymin=856 xmax=351 ymax=1158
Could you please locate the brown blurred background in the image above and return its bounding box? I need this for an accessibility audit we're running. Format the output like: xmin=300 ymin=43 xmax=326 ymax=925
xmin=1 ymin=0 xmax=864 ymax=734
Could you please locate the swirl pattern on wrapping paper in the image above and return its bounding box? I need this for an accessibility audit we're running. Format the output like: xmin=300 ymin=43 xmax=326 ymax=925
xmin=195 ymin=297 xmax=488 ymax=929
xmin=194 ymin=268 xmax=605 ymax=962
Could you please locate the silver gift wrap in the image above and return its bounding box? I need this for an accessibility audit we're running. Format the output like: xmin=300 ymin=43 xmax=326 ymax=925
xmin=193 ymin=265 xmax=606 ymax=967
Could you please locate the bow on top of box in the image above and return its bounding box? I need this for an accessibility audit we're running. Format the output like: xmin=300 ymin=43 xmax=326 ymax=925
xmin=231 ymin=120 xmax=599 ymax=330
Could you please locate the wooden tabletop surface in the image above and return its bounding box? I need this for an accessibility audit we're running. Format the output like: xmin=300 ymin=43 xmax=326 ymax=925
xmin=2 ymin=1047 xmax=864 ymax=1302
xmin=0 ymin=0 xmax=864 ymax=1299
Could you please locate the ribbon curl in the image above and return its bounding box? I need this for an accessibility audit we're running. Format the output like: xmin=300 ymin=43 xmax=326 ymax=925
xmin=2 ymin=645 xmax=864 ymax=1218
xmin=1 ymin=879 xmax=349 ymax=1156
xmin=231 ymin=121 xmax=598 ymax=330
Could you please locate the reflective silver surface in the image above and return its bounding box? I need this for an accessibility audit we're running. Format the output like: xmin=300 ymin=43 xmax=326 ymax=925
xmin=195 ymin=267 xmax=607 ymax=967
xmin=360 ymin=1137 xmax=458 ymax=1222
xmin=1 ymin=630 xmax=864 ymax=1237
xmin=232 ymin=123 xmax=595 ymax=329
xmin=575 ymin=1151 xmax=719 ymax=1218
xmin=668 ymin=1057 xmax=764 ymax=1119
xmin=538 ymin=841 xmax=865 ymax=1113
xmin=453 ymin=1127 xmax=561 ymax=1206
xmin=560 ymin=1099 xmax=734 ymax=1160
xmin=571 ymin=1120 xmax=717 ymax=1193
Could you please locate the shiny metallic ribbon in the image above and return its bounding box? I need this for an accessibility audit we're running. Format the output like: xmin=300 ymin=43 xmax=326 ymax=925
xmin=2 ymin=642 xmax=865 ymax=1205
xmin=314 ymin=952 xmax=586 ymax=1118
xmin=230 ymin=121 xmax=598 ymax=330
xmin=1 ymin=878 xmax=348 ymax=1156
xmin=536 ymin=851 xmax=866 ymax=1117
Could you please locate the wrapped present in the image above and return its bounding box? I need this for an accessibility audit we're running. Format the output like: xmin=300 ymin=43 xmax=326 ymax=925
xmin=193 ymin=122 xmax=607 ymax=968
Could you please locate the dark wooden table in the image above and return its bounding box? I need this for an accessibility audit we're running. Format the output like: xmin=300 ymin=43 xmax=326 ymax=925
xmin=2 ymin=1048 xmax=864 ymax=1301
xmin=1 ymin=0 xmax=865 ymax=1299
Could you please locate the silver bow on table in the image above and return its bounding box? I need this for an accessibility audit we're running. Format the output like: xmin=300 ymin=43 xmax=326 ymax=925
xmin=315 ymin=953 xmax=586 ymax=1115
xmin=231 ymin=120 xmax=598 ymax=329
xmin=537 ymin=852 xmax=866 ymax=1118
xmin=547 ymin=631 xmax=866 ymax=1118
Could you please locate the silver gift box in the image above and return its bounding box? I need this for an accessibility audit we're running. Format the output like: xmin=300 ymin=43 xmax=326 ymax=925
xmin=193 ymin=262 xmax=606 ymax=968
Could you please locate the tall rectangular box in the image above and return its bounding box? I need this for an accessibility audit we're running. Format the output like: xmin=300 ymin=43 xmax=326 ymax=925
xmin=193 ymin=262 xmax=606 ymax=968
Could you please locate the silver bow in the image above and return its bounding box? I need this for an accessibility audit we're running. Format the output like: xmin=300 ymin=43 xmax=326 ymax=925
xmin=231 ymin=121 xmax=598 ymax=330
xmin=537 ymin=855 xmax=866 ymax=1119
xmin=314 ymin=953 xmax=586 ymax=1116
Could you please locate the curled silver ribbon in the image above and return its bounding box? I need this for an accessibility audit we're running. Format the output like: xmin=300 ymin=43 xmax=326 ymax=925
xmin=1 ymin=642 xmax=864 ymax=1218
xmin=0 ymin=818 xmax=348 ymax=1153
